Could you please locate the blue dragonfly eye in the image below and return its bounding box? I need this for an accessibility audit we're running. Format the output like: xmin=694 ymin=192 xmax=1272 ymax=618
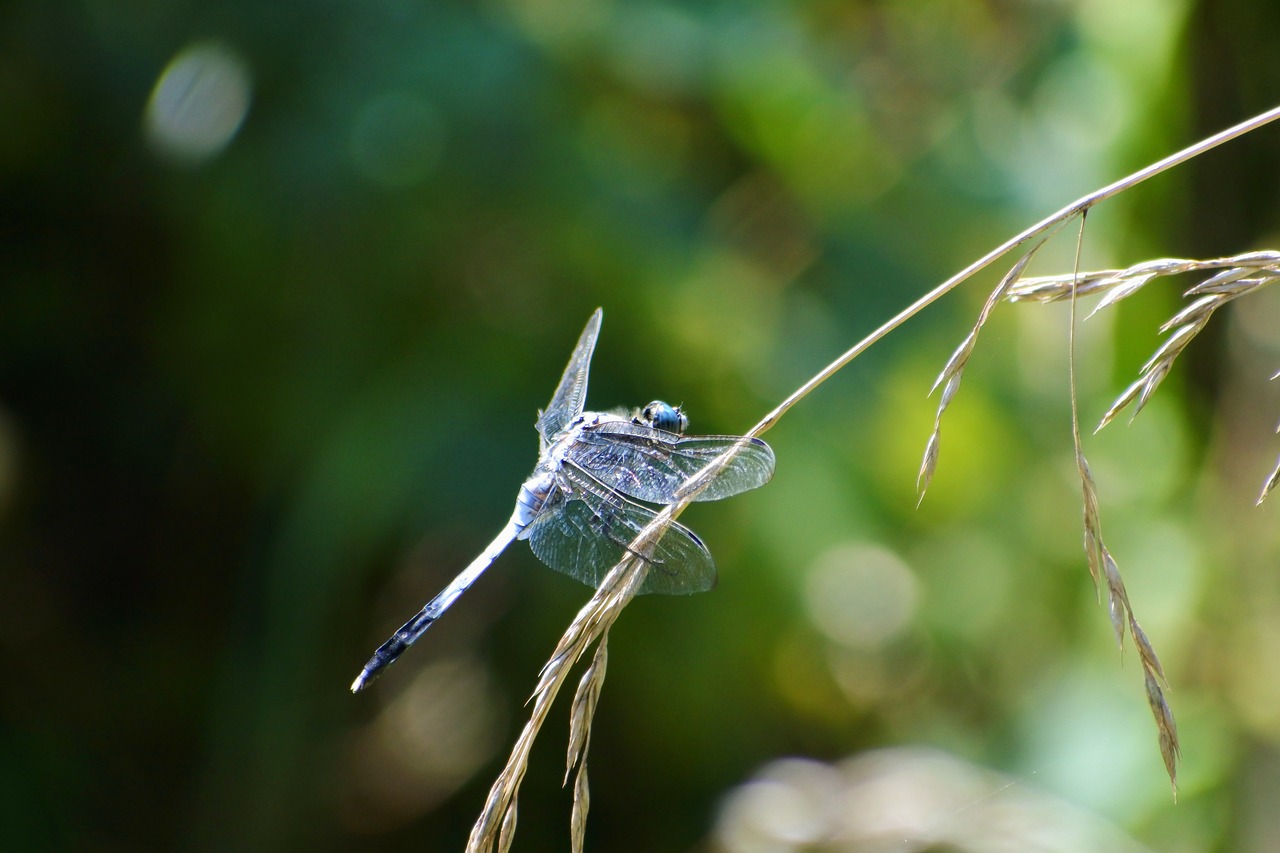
xmin=640 ymin=400 xmax=688 ymax=433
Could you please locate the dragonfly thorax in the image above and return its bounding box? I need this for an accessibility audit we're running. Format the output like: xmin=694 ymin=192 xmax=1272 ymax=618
xmin=514 ymin=470 xmax=557 ymax=536
xmin=518 ymin=411 xmax=630 ymax=536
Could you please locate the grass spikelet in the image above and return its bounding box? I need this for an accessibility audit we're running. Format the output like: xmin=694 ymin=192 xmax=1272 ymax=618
xmin=497 ymin=800 xmax=517 ymax=853
xmin=918 ymin=245 xmax=1044 ymax=500
xmin=566 ymin=633 xmax=608 ymax=853
xmin=566 ymin=633 xmax=608 ymax=786
xmin=1259 ymin=377 xmax=1280 ymax=505
xmin=1076 ymin=448 xmax=1104 ymax=591
xmin=1101 ymin=548 xmax=1128 ymax=648
xmin=1145 ymin=667 xmax=1180 ymax=797
xmin=570 ymin=751 xmax=591 ymax=853
xmin=915 ymin=431 xmax=941 ymax=498
xmin=1259 ymin=453 xmax=1280 ymax=504
xmin=1130 ymin=618 xmax=1167 ymax=684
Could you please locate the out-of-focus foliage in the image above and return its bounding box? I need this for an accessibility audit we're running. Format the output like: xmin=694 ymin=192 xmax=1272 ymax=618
xmin=3 ymin=0 xmax=1280 ymax=850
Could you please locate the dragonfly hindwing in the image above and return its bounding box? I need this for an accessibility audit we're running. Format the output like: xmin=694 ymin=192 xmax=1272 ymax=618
xmin=524 ymin=474 xmax=716 ymax=596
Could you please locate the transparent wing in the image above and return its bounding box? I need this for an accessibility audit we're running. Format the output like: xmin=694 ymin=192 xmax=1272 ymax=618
xmin=565 ymin=421 xmax=775 ymax=503
xmin=536 ymin=308 xmax=602 ymax=441
xmin=524 ymin=467 xmax=716 ymax=596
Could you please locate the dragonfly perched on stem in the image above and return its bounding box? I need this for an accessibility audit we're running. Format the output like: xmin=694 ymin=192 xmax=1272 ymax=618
xmin=351 ymin=309 xmax=775 ymax=692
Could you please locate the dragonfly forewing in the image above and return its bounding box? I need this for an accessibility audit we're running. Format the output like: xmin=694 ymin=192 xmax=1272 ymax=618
xmin=568 ymin=422 xmax=776 ymax=504
xmin=535 ymin=308 xmax=601 ymax=441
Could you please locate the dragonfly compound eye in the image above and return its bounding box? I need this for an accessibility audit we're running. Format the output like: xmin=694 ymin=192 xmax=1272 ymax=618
xmin=642 ymin=401 xmax=688 ymax=433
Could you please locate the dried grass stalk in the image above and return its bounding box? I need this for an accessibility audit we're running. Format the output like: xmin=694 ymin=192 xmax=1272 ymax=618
xmin=919 ymin=224 xmax=1186 ymax=793
xmin=467 ymin=108 xmax=1280 ymax=849
xmin=1014 ymin=222 xmax=1187 ymax=794
xmin=1077 ymin=448 xmax=1179 ymax=792
xmin=465 ymin=554 xmax=648 ymax=853
xmin=567 ymin=632 xmax=608 ymax=853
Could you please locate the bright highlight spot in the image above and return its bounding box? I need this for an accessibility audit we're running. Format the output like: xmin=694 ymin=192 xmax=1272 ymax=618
xmin=714 ymin=758 xmax=842 ymax=851
xmin=805 ymin=543 xmax=918 ymax=649
xmin=144 ymin=41 xmax=252 ymax=165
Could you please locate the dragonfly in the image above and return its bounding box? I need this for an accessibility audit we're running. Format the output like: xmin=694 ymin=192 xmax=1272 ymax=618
xmin=351 ymin=309 xmax=775 ymax=692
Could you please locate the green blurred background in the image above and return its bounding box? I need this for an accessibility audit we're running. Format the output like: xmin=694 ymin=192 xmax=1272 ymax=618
xmin=5 ymin=0 xmax=1280 ymax=850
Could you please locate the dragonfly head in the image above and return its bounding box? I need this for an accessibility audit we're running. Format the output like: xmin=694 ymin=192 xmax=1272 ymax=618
xmin=637 ymin=400 xmax=688 ymax=434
